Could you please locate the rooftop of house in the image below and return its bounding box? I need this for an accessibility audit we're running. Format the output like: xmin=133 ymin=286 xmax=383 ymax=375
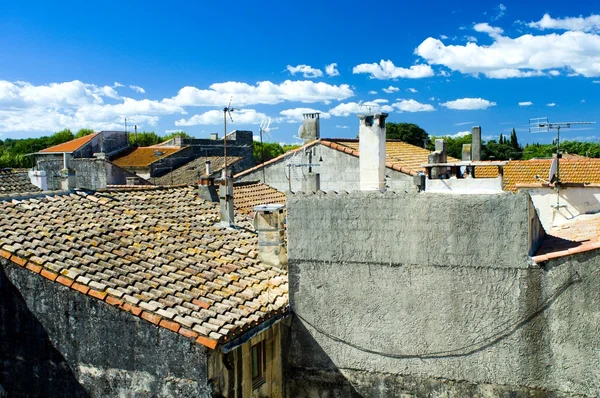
xmin=232 ymin=181 xmax=286 ymax=214
xmin=475 ymin=159 xmax=600 ymax=192
xmin=533 ymin=212 xmax=600 ymax=263
xmin=111 ymin=147 xmax=184 ymax=168
xmin=235 ymin=138 xmax=458 ymax=179
xmin=0 ymin=169 xmax=40 ymax=196
xmin=39 ymin=133 xmax=100 ymax=153
xmin=153 ymin=156 xmax=242 ymax=186
xmin=0 ymin=186 xmax=288 ymax=349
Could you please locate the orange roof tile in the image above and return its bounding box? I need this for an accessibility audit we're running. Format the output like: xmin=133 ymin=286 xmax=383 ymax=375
xmin=39 ymin=133 xmax=99 ymax=153
xmin=0 ymin=186 xmax=288 ymax=348
xmin=504 ymin=159 xmax=600 ymax=192
xmin=322 ymin=139 xmax=460 ymax=176
xmin=112 ymin=147 xmax=184 ymax=168
xmin=233 ymin=182 xmax=286 ymax=214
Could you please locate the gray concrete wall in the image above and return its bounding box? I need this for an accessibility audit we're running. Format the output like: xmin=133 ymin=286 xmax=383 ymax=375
xmin=0 ymin=261 xmax=211 ymax=398
xmin=285 ymin=191 xmax=600 ymax=397
xmin=182 ymin=131 xmax=255 ymax=173
xmin=237 ymin=144 xmax=414 ymax=193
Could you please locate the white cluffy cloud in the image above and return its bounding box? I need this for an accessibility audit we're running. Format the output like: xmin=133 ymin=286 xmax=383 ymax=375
xmin=279 ymin=107 xmax=330 ymax=123
xmin=130 ymin=85 xmax=146 ymax=93
xmin=407 ymin=88 xmax=418 ymax=93
xmin=528 ymin=13 xmax=600 ymax=33
xmin=393 ymin=99 xmax=435 ymax=112
xmin=368 ymin=90 xmax=378 ymax=95
xmin=441 ymin=98 xmax=496 ymax=110
xmin=329 ymin=101 xmax=394 ymax=116
xmin=493 ymin=3 xmax=507 ymax=21
xmin=444 ymin=130 xmax=471 ymax=138
xmin=0 ymin=80 xmax=183 ymax=133
xmin=416 ymin=18 xmax=600 ymax=78
xmin=175 ymin=109 xmax=267 ymax=126
xmin=286 ymin=64 xmax=323 ymax=78
xmin=167 ymin=80 xmax=353 ymax=107
xmin=325 ymin=63 xmax=340 ymax=77
xmin=547 ymin=102 xmax=556 ymax=107
xmin=352 ymin=60 xmax=434 ymax=79
xmin=382 ymin=86 xmax=400 ymax=93
xmin=518 ymin=101 xmax=533 ymax=106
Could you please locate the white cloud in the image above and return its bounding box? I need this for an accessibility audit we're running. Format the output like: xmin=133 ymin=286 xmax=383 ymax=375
xmin=441 ymin=98 xmax=496 ymax=110
xmin=129 ymin=85 xmax=146 ymax=94
xmin=465 ymin=35 xmax=478 ymax=43
xmin=548 ymin=70 xmax=561 ymax=76
xmin=335 ymin=125 xmax=349 ymax=129
xmin=175 ymin=108 xmax=267 ymax=126
xmin=372 ymin=99 xmax=389 ymax=103
xmin=454 ymin=121 xmax=475 ymax=126
xmin=407 ymin=88 xmax=418 ymax=93
xmin=382 ymin=86 xmax=400 ymax=93
xmin=167 ymin=80 xmax=353 ymax=107
xmin=325 ymin=63 xmax=340 ymax=77
xmin=352 ymin=60 xmax=434 ymax=79
xmin=416 ymin=25 xmax=600 ymax=78
xmin=286 ymin=64 xmax=323 ymax=78
xmin=440 ymin=35 xmax=449 ymax=39
xmin=546 ymin=102 xmax=556 ymax=107
xmin=429 ymin=96 xmax=437 ymax=101
xmin=113 ymin=82 xmax=124 ymax=88
xmin=528 ymin=13 xmax=600 ymax=33
xmin=368 ymin=90 xmax=378 ymax=95
xmin=443 ymin=130 xmax=471 ymax=138
xmin=518 ymin=101 xmax=533 ymax=106
xmin=493 ymin=4 xmax=506 ymax=21
xmin=329 ymin=102 xmax=361 ymax=116
xmin=279 ymin=107 xmax=330 ymax=123
xmin=393 ymin=99 xmax=435 ymax=112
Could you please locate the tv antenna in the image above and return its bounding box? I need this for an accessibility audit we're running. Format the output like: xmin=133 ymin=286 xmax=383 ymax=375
xmin=223 ymin=97 xmax=235 ymax=179
xmin=358 ymin=100 xmax=379 ymax=114
xmin=528 ymin=117 xmax=595 ymax=211
xmin=259 ymin=117 xmax=278 ymax=182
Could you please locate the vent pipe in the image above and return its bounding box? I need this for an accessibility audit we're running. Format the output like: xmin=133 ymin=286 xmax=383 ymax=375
xmin=358 ymin=112 xmax=388 ymax=191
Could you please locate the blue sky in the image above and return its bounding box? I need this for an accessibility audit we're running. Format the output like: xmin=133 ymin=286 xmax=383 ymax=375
xmin=1 ymin=0 xmax=599 ymax=145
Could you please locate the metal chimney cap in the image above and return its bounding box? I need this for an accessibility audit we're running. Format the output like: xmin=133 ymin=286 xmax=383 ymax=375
xmin=253 ymin=203 xmax=285 ymax=212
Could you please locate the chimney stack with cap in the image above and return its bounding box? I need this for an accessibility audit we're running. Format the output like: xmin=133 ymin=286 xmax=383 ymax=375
xmin=205 ymin=160 xmax=211 ymax=176
xmin=358 ymin=112 xmax=388 ymax=191
xmin=298 ymin=113 xmax=320 ymax=144
xmin=253 ymin=204 xmax=287 ymax=269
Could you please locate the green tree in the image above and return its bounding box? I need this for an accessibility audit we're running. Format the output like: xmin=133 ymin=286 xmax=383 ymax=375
xmin=483 ymin=141 xmax=521 ymax=160
xmin=509 ymin=128 xmax=520 ymax=150
xmin=386 ymin=123 xmax=428 ymax=147
xmin=48 ymin=129 xmax=74 ymax=146
xmin=522 ymin=143 xmax=553 ymax=160
xmin=253 ymin=142 xmax=284 ymax=163
xmin=428 ymin=134 xmax=473 ymax=159
xmin=74 ymin=128 xmax=95 ymax=138
xmin=130 ymin=131 xmax=163 ymax=146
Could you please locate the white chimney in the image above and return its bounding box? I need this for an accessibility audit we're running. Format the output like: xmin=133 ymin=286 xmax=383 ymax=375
xmin=205 ymin=160 xmax=211 ymax=175
xmin=28 ymin=170 xmax=47 ymax=191
xmin=253 ymin=204 xmax=287 ymax=269
xmin=358 ymin=113 xmax=388 ymax=191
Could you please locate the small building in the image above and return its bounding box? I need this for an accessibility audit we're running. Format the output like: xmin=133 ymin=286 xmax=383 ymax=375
xmin=235 ymin=114 xmax=459 ymax=193
xmin=0 ymin=186 xmax=288 ymax=397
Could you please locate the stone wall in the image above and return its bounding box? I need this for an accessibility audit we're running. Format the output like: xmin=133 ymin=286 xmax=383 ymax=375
xmin=182 ymin=130 xmax=255 ymax=173
xmin=285 ymin=191 xmax=599 ymax=397
xmin=0 ymin=261 xmax=211 ymax=398
xmin=237 ymin=144 xmax=414 ymax=193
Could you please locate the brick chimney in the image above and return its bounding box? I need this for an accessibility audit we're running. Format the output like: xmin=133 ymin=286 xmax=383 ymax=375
xmin=358 ymin=112 xmax=388 ymax=191
xmin=198 ymin=175 xmax=218 ymax=202
xmin=253 ymin=204 xmax=287 ymax=269
xmin=472 ymin=126 xmax=482 ymax=161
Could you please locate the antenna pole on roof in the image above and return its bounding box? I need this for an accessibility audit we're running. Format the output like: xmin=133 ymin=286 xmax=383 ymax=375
xmin=223 ymin=97 xmax=235 ymax=180
xmin=528 ymin=117 xmax=596 ymax=210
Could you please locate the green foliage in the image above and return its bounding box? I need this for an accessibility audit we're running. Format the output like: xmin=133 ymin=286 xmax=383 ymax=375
xmin=522 ymin=143 xmax=553 ymax=160
xmin=427 ymin=134 xmax=473 ymax=159
xmin=129 ymin=131 xmax=163 ymax=146
xmin=254 ymin=142 xmax=285 ymax=164
xmin=74 ymin=128 xmax=95 ymax=138
xmin=386 ymin=122 xmax=428 ymax=147
xmin=282 ymin=144 xmax=301 ymax=153
xmin=483 ymin=141 xmax=522 ymax=160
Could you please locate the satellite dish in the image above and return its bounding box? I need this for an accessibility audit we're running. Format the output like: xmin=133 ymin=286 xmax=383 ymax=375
xmin=548 ymin=158 xmax=558 ymax=184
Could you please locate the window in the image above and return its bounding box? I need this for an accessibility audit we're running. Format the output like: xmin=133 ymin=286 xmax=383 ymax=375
xmin=251 ymin=341 xmax=266 ymax=389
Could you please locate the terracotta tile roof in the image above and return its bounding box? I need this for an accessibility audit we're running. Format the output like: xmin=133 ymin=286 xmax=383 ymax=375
xmin=532 ymin=213 xmax=600 ymax=263
xmin=321 ymin=139 xmax=460 ymax=176
xmin=0 ymin=169 xmax=40 ymax=195
xmin=233 ymin=182 xmax=286 ymax=214
xmin=0 ymin=186 xmax=288 ymax=349
xmin=154 ymin=156 xmax=242 ymax=186
xmin=112 ymin=147 xmax=184 ymax=168
xmin=504 ymin=159 xmax=600 ymax=192
xmin=235 ymin=138 xmax=457 ymax=179
xmin=39 ymin=133 xmax=99 ymax=153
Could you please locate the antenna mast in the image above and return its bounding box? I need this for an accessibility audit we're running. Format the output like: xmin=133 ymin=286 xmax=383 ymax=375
xmin=223 ymin=97 xmax=235 ymax=179
xmin=529 ymin=117 xmax=596 ymax=210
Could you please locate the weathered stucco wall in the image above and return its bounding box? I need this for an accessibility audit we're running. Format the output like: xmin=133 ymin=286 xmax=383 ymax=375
xmin=0 ymin=262 xmax=211 ymax=398
xmin=286 ymin=191 xmax=600 ymax=397
xmin=237 ymin=144 xmax=414 ymax=193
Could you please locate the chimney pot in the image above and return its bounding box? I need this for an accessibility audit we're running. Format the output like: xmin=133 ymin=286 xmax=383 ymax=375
xmin=253 ymin=204 xmax=287 ymax=269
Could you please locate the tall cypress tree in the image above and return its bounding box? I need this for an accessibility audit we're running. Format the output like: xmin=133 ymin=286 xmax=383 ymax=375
xmin=509 ymin=128 xmax=519 ymax=150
